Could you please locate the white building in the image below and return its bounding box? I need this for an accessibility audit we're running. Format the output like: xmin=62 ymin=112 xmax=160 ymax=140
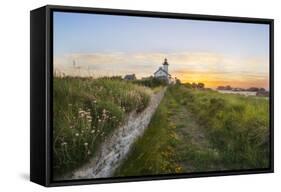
xmin=154 ymin=58 xmax=171 ymax=83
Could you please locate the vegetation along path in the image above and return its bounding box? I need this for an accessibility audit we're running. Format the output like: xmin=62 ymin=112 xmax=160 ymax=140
xmin=114 ymin=84 xmax=269 ymax=176
xmin=66 ymin=87 xmax=167 ymax=179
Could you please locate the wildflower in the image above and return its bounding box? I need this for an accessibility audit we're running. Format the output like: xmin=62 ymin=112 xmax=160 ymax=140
xmin=87 ymin=150 xmax=91 ymax=155
xmin=75 ymin=133 xmax=79 ymax=137
xmin=102 ymin=113 xmax=108 ymax=119
xmin=84 ymin=142 xmax=88 ymax=146
xmin=79 ymin=112 xmax=85 ymax=118
xmin=61 ymin=142 xmax=67 ymax=146
xmin=91 ymin=130 xmax=95 ymax=134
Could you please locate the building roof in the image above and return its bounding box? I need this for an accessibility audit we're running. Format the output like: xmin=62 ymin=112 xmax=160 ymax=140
xmin=154 ymin=67 xmax=171 ymax=76
xmin=124 ymin=74 xmax=136 ymax=80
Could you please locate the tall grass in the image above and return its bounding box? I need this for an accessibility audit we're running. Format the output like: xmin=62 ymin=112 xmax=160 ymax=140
xmin=53 ymin=77 xmax=151 ymax=177
xmin=115 ymin=85 xmax=270 ymax=176
xmin=172 ymin=85 xmax=270 ymax=169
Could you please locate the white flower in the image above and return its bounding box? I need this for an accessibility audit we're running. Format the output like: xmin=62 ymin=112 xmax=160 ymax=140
xmin=84 ymin=142 xmax=88 ymax=146
xmin=75 ymin=133 xmax=79 ymax=137
xmin=61 ymin=142 xmax=67 ymax=146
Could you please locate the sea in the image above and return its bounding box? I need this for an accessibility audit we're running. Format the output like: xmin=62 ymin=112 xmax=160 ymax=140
xmin=217 ymin=90 xmax=257 ymax=96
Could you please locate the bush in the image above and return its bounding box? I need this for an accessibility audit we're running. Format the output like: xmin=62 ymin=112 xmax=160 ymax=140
xmin=133 ymin=77 xmax=167 ymax=88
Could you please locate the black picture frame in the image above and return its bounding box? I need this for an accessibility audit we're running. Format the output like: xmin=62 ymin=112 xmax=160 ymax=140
xmin=30 ymin=5 xmax=274 ymax=187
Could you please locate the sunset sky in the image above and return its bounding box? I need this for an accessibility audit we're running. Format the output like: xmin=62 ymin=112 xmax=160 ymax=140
xmin=53 ymin=11 xmax=270 ymax=89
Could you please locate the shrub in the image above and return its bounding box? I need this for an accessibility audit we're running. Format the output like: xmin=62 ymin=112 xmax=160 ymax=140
xmin=133 ymin=77 xmax=167 ymax=88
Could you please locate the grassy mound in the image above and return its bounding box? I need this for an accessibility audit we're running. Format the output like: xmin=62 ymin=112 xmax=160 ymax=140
xmin=53 ymin=77 xmax=151 ymax=177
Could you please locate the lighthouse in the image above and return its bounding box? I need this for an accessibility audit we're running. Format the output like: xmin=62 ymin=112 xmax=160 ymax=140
xmin=153 ymin=58 xmax=171 ymax=83
xmin=163 ymin=58 xmax=169 ymax=73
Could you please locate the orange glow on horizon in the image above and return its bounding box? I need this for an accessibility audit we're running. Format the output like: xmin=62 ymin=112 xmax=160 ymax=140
xmin=175 ymin=72 xmax=269 ymax=89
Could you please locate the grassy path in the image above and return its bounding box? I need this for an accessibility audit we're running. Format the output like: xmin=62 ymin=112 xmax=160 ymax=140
xmin=114 ymin=85 xmax=221 ymax=177
xmin=114 ymin=84 xmax=269 ymax=177
xmin=169 ymin=100 xmax=223 ymax=172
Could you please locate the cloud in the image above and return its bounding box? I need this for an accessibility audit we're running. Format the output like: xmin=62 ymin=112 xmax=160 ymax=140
xmin=54 ymin=51 xmax=269 ymax=88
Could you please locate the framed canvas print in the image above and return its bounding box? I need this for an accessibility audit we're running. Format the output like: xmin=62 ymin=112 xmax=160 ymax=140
xmin=30 ymin=5 xmax=274 ymax=187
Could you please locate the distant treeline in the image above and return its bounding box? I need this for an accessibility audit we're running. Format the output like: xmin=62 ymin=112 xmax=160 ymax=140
xmin=182 ymin=82 xmax=205 ymax=89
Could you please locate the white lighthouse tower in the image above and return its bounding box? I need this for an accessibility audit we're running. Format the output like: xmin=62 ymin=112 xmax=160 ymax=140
xmin=163 ymin=58 xmax=169 ymax=73
xmin=153 ymin=58 xmax=171 ymax=83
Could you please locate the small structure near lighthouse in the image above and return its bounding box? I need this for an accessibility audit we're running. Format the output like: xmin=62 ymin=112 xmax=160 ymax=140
xmin=154 ymin=58 xmax=171 ymax=83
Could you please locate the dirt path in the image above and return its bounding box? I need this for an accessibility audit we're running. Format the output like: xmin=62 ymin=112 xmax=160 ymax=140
xmin=169 ymin=105 xmax=210 ymax=171
xmin=63 ymin=88 xmax=167 ymax=179
xmin=111 ymin=86 xmax=224 ymax=176
xmin=168 ymin=93 xmax=222 ymax=172
xmin=171 ymin=106 xmax=209 ymax=149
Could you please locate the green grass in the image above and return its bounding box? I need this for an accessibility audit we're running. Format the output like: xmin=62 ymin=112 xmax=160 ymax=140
xmin=114 ymin=87 xmax=179 ymax=176
xmin=114 ymin=84 xmax=270 ymax=177
xmin=177 ymin=85 xmax=270 ymax=169
xmin=53 ymin=76 xmax=151 ymax=177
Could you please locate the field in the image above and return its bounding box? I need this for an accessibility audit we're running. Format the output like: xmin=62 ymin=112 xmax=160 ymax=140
xmin=53 ymin=76 xmax=151 ymax=177
xmin=114 ymin=84 xmax=270 ymax=176
xmin=53 ymin=77 xmax=270 ymax=178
